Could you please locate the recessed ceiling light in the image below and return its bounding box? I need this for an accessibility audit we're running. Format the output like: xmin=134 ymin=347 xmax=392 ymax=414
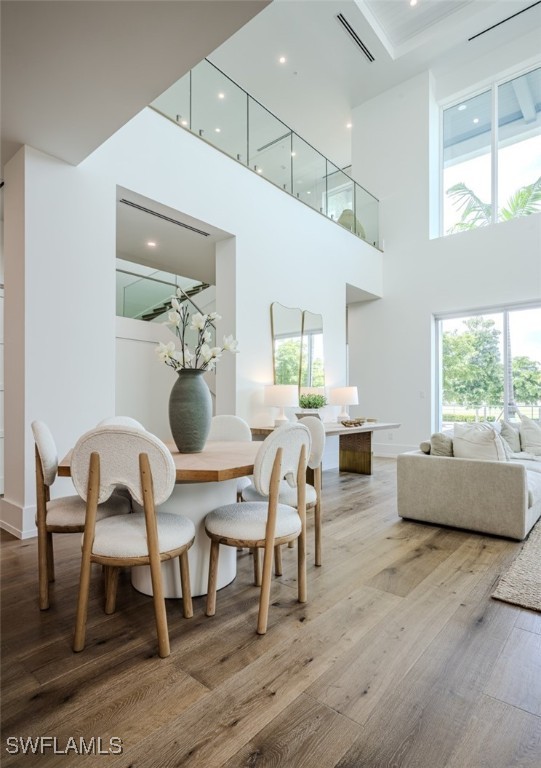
xmin=410 ymin=0 xmax=418 ymax=6
xmin=218 ymin=92 xmax=225 ymax=99
xmin=257 ymin=168 xmax=263 ymax=174
xmin=473 ymin=117 xmax=479 ymax=124
xmin=346 ymin=122 xmax=353 ymax=129
xmin=215 ymin=127 xmax=221 ymax=133
xmin=279 ymin=56 xmax=287 ymax=64
xmin=147 ymin=241 xmax=157 ymax=248
xmin=306 ymin=191 xmax=311 ymax=195
xmin=457 ymin=104 xmax=467 ymax=111
xmin=180 ymin=119 xmax=188 ymax=126
xmin=291 ymin=151 xmax=297 ymax=157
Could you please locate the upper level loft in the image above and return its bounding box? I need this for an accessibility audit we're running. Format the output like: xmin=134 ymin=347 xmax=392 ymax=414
xmin=151 ymin=59 xmax=380 ymax=250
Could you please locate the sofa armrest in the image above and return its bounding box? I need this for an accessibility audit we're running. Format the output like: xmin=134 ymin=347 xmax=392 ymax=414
xmin=397 ymin=451 xmax=529 ymax=539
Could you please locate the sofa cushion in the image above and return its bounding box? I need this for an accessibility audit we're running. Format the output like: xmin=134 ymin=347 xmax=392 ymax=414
xmin=430 ymin=432 xmax=453 ymax=456
xmin=512 ymin=456 xmax=541 ymax=474
xmin=500 ymin=421 xmax=521 ymax=453
xmin=453 ymin=423 xmax=507 ymax=462
xmin=519 ymin=414 xmax=541 ymax=456
xmin=419 ymin=440 xmax=431 ymax=454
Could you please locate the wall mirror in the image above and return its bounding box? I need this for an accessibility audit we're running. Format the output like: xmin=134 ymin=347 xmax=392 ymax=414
xmin=271 ymin=302 xmax=303 ymax=385
xmin=271 ymin=303 xmax=325 ymax=388
xmin=301 ymin=311 xmax=325 ymax=388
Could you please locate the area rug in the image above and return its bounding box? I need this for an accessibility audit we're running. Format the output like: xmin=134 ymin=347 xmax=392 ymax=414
xmin=492 ymin=523 xmax=541 ymax=612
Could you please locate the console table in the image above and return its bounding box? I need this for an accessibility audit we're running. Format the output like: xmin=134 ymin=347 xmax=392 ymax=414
xmin=251 ymin=422 xmax=400 ymax=475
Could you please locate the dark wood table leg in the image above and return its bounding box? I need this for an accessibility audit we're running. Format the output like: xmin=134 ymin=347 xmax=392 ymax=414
xmin=339 ymin=431 xmax=372 ymax=474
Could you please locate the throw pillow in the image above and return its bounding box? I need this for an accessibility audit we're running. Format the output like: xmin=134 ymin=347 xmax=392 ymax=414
xmin=453 ymin=423 xmax=507 ymax=462
xmin=519 ymin=414 xmax=541 ymax=456
xmin=500 ymin=421 xmax=521 ymax=453
xmin=419 ymin=441 xmax=431 ymax=454
xmin=430 ymin=432 xmax=453 ymax=457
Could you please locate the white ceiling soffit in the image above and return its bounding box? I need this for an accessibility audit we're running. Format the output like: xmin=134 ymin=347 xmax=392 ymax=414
xmin=116 ymin=188 xmax=233 ymax=285
xmin=1 ymin=0 xmax=270 ymax=169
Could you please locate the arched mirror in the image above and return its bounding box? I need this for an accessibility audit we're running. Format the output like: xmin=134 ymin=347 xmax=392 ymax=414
xmin=301 ymin=311 xmax=325 ymax=387
xmin=271 ymin=302 xmax=302 ymax=385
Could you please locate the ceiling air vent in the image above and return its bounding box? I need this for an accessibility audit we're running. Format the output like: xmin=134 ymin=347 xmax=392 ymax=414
xmin=469 ymin=0 xmax=541 ymax=41
xmin=119 ymin=199 xmax=210 ymax=237
xmin=336 ymin=13 xmax=375 ymax=62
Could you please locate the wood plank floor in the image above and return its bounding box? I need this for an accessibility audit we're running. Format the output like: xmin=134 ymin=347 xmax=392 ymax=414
xmin=2 ymin=459 xmax=540 ymax=767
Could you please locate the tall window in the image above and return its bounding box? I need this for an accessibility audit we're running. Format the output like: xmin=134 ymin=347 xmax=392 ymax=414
xmin=436 ymin=305 xmax=541 ymax=428
xmin=442 ymin=67 xmax=541 ymax=235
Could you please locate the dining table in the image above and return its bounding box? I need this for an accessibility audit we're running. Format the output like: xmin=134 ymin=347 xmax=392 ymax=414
xmin=59 ymin=439 xmax=260 ymax=598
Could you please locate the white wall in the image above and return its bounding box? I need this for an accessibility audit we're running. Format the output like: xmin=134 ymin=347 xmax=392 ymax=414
xmin=349 ymin=71 xmax=541 ymax=456
xmin=0 ymin=219 xmax=4 ymax=493
xmin=1 ymin=109 xmax=383 ymax=537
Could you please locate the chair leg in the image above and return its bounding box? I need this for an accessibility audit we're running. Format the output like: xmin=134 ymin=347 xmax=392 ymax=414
xmin=46 ymin=533 xmax=55 ymax=582
xmin=257 ymin=543 xmax=274 ymax=635
xmin=38 ymin=529 xmax=50 ymax=611
xmin=297 ymin=528 xmax=307 ymax=604
xmin=73 ymin=556 xmax=93 ymax=652
xmin=104 ymin=566 xmax=119 ymax=615
xmin=314 ymin=501 xmax=322 ymax=567
xmin=288 ymin=540 xmax=295 ymax=549
xmin=252 ymin=547 xmax=261 ymax=586
xmin=179 ymin=551 xmax=193 ymax=619
xmin=148 ymin=557 xmax=170 ymax=659
xmin=274 ymin=544 xmax=282 ymax=576
xmin=206 ymin=540 xmax=220 ymax=616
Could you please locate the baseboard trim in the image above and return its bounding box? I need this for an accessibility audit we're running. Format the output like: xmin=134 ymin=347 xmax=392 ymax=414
xmin=0 ymin=498 xmax=37 ymax=539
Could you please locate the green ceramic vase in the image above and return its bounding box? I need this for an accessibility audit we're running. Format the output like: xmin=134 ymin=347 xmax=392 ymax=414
xmin=168 ymin=369 xmax=212 ymax=453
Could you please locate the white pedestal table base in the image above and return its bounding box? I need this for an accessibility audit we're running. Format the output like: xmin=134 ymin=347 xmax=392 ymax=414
xmin=131 ymin=478 xmax=237 ymax=598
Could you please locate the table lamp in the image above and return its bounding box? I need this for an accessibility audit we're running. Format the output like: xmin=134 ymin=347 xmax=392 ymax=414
xmin=264 ymin=384 xmax=298 ymax=426
xmin=330 ymin=386 xmax=359 ymax=421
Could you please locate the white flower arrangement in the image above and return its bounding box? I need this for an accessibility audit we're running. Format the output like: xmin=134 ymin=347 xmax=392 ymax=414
xmin=156 ymin=290 xmax=239 ymax=372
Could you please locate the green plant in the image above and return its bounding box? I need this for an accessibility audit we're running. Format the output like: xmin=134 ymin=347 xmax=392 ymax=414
xmin=299 ymin=393 xmax=327 ymax=409
xmin=446 ymin=176 xmax=541 ymax=233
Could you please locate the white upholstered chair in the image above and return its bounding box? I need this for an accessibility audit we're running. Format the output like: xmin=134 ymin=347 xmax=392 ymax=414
xmin=204 ymin=422 xmax=310 ymax=634
xmin=242 ymin=415 xmax=326 ymax=566
xmin=70 ymin=426 xmax=195 ymax=658
xmin=97 ymin=416 xmax=146 ymax=429
xmin=207 ymin=414 xmax=253 ymax=501
xmin=31 ymin=420 xmax=131 ymax=611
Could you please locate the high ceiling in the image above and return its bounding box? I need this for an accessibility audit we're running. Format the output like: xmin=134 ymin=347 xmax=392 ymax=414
xmin=2 ymin=0 xmax=540 ymax=278
xmin=210 ymin=0 xmax=541 ymax=168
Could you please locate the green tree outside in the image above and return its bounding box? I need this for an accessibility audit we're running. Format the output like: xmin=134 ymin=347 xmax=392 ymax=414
xmin=442 ymin=317 xmax=541 ymax=412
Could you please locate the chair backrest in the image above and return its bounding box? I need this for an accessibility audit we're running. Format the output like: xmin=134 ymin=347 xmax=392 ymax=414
xmin=253 ymin=422 xmax=311 ymax=497
xmin=207 ymin=415 xmax=252 ymax=442
xmin=298 ymin=416 xmax=326 ymax=469
xmin=31 ymin=421 xmax=59 ymax=487
xmin=70 ymin=426 xmax=176 ymax=507
xmin=97 ymin=416 xmax=145 ymax=430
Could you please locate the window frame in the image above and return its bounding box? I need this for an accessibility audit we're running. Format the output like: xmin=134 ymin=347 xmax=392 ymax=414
xmin=440 ymin=63 xmax=541 ymax=237
xmin=433 ymin=300 xmax=541 ymax=430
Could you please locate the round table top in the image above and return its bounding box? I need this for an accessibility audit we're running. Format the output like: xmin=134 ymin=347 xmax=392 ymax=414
xmin=58 ymin=440 xmax=260 ymax=483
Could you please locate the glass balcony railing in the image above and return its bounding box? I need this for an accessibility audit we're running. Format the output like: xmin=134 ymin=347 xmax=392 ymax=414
xmin=116 ymin=269 xmax=215 ymax=351
xmin=151 ymin=59 xmax=380 ymax=249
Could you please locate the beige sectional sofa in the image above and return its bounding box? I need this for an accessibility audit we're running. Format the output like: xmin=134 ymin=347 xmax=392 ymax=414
xmin=397 ymin=450 xmax=541 ymax=540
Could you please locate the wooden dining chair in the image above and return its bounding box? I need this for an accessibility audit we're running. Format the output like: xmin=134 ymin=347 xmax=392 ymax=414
xmin=70 ymin=425 xmax=195 ymax=658
xmin=204 ymin=422 xmax=310 ymax=634
xmin=31 ymin=420 xmax=131 ymax=611
xmin=242 ymin=415 xmax=326 ymax=565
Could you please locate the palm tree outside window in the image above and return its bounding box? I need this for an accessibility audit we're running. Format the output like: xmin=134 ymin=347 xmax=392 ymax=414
xmin=442 ymin=67 xmax=541 ymax=235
